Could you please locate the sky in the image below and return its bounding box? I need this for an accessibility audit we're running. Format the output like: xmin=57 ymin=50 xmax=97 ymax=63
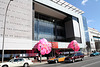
xmin=64 ymin=0 xmax=100 ymax=32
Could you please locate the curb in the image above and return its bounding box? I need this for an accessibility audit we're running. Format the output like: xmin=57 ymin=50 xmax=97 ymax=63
xmin=33 ymin=62 xmax=47 ymax=65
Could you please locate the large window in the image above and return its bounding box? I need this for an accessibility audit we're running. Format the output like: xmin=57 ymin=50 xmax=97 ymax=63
xmin=34 ymin=12 xmax=66 ymax=42
xmin=34 ymin=18 xmax=54 ymax=41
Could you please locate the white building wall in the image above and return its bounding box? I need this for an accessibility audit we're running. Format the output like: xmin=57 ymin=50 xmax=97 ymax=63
xmin=88 ymin=27 xmax=100 ymax=51
xmin=78 ymin=15 xmax=86 ymax=48
xmin=0 ymin=0 xmax=32 ymax=50
xmin=88 ymin=32 xmax=96 ymax=51
xmin=58 ymin=42 xmax=83 ymax=48
xmin=34 ymin=0 xmax=86 ymax=48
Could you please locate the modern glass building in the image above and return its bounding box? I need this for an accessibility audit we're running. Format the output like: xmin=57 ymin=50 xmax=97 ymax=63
xmin=33 ymin=0 xmax=86 ymax=49
xmin=0 ymin=0 xmax=86 ymax=60
xmin=82 ymin=16 xmax=91 ymax=52
xmin=82 ymin=16 xmax=90 ymax=42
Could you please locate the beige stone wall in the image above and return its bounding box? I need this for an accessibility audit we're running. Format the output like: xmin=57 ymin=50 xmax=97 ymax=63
xmin=0 ymin=0 xmax=32 ymax=50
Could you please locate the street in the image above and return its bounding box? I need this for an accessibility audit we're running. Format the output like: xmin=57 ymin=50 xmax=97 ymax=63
xmin=30 ymin=56 xmax=100 ymax=67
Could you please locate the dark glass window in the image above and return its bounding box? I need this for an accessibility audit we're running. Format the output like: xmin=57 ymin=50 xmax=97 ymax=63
xmin=34 ymin=12 xmax=66 ymax=42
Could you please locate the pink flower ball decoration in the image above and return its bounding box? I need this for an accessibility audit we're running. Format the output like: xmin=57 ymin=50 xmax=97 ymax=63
xmin=68 ymin=40 xmax=80 ymax=51
xmin=36 ymin=38 xmax=52 ymax=55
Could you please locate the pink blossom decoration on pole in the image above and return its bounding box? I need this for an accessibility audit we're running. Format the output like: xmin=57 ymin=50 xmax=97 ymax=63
xmin=36 ymin=38 xmax=52 ymax=55
xmin=68 ymin=40 xmax=80 ymax=51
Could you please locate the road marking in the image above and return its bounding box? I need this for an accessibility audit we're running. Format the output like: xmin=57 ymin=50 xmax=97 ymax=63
xmin=81 ymin=61 xmax=100 ymax=67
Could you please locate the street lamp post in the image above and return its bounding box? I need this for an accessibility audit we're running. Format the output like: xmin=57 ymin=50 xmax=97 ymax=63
xmin=2 ymin=0 xmax=13 ymax=63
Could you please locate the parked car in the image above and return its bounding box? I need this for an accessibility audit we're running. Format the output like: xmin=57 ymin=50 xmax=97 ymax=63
xmin=90 ymin=52 xmax=100 ymax=57
xmin=47 ymin=55 xmax=65 ymax=63
xmin=64 ymin=52 xmax=84 ymax=63
xmin=0 ymin=58 xmax=33 ymax=67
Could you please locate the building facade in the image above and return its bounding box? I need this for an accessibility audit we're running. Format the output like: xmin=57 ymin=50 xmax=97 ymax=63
xmin=82 ymin=16 xmax=91 ymax=53
xmin=88 ymin=27 xmax=100 ymax=51
xmin=0 ymin=0 xmax=86 ymax=59
xmin=0 ymin=0 xmax=32 ymax=59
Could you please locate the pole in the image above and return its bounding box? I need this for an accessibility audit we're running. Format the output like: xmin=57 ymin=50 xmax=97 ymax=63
xmin=40 ymin=45 xmax=42 ymax=63
xmin=73 ymin=43 xmax=75 ymax=56
xmin=2 ymin=0 xmax=13 ymax=63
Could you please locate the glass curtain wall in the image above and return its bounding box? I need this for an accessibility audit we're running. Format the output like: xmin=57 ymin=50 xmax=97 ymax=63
xmin=82 ymin=16 xmax=91 ymax=52
xmin=34 ymin=18 xmax=54 ymax=41
xmin=34 ymin=12 xmax=66 ymax=42
xmin=82 ymin=16 xmax=90 ymax=42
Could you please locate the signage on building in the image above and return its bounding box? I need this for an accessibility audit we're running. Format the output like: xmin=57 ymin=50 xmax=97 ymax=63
xmin=51 ymin=42 xmax=58 ymax=48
